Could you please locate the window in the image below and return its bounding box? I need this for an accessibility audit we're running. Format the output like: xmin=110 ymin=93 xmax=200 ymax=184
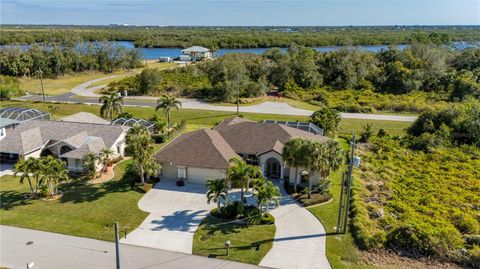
xmin=75 ymin=159 xmax=82 ymax=168
xmin=117 ymin=146 xmax=121 ymax=155
xmin=178 ymin=167 xmax=186 ymax=179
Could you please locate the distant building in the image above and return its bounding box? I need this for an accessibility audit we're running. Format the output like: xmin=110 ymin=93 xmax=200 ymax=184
xmin=180 ymin=46 xmax=212 ymax=61
xmin=159 ymin=56 xmax=173 ymax=63
xmin=0 ymin=107 xmax=51 ymax=140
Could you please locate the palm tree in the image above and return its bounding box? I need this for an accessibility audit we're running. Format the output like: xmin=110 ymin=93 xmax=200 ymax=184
xmin=254 ymin=178 xmax=281 ymax=212
xmin=13 ymin=157 xmax=35 ymax=194
xmin=155 ymin=95 xmax=181 ymax=130
xmin=127 ymin=128 xmax=155 ymax=184
xmin=206 ymin=178 xmax=228 ymax=211
xmin=226 ymin=158 xmax=263 ymax=202
xmin=151 ymin=115 xmax=167 ymax=135
xmin=144 ymin=158 xmax=161 ymax=183
xmin=306 ymin=141 xmax=327 ymax=198
xmin=99 ymin=92 xmax=124 ymax=120
xmin=40 ymin=156 xmax=68 ymax=196
xmin=282 ymin=138 xmax=308 ymax=193
xmin=83 ymin=152 xmax=98 ymax=179
xmin=100 ymin=148 xmax=114 ymax=173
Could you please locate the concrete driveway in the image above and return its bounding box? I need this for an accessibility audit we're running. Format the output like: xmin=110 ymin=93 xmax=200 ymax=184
xmin=259 ymin=182 xmax=331 ymax=269
xmin=121 ymin=179 xmax=214 ymax=254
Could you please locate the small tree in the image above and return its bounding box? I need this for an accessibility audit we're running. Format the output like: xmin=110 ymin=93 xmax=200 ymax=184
xmin=40 ymin=156 xmax=69 ymax=196
xmin=309 ymin=107 xmax=341 ymax=136
xmin=100 ymin=148 xmax=114 ymax=173
xmin=360 ymin=123 xmax=374 ymax=143
xmin=127 ymin=126 xmax=155 ymax=184
xmin=155 ymin=95 xmax=182 ymax=130
xmin=206 ymin=178 xmax=229 ymax=211
xmin=99 ymin=92 xmax=124 ymax=120
xmin=282 ymin=138 xmax=308 ymax=193
xmin=226 ymin=158 xmax=263 ymax=202
xmin=83 ymin=152 xmax=98 ymax=179
xmin=254 ymin=179 xmax=281 ymax=212
xmin=13 ymin=157 xmax=35 ymax=194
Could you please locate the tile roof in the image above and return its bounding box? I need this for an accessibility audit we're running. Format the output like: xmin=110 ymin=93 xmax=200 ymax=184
xmin=0 ymin=120 xmax=127 ymax=157
xmin=155 ymin=129 xmax=239 ymax=170
xmin=60 ymin=112 xmax=110 ymax=125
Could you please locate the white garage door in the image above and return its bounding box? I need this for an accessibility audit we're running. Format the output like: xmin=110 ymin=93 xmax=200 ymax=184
xmin=187 ymin=167 xmax=223 ymax=185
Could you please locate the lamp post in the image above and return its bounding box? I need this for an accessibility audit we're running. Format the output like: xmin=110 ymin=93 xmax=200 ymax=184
xmin=114 ymin=222 xmax=120 ymax=269
xmin=225 ymin=240 xmax=231 ymax=256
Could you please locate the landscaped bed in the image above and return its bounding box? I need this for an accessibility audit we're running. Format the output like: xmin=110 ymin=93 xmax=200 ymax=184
xmin=0 ymin=160 xmax=148 ymax=241
xmin=192 ymin=215 xmax=276 ymax=265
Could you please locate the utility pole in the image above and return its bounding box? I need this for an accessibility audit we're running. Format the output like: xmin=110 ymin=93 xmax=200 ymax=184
xmin=336 ymin=131 xmax=356 ymax=234
xmin=236 ymin=73 xmax=240 ymax=115
xmin=114 ymin=222 xmax=120 ymax=269
xmin=38 ymin=68 xmax=46 ymax=102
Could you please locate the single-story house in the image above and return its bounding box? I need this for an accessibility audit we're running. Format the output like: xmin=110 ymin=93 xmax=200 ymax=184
xmin=180 ymin=46 xmax=212 ymax=61
xmin=155 ymin=117 xmax=328 ymax=186
xmin=60 ymin=112 xmax=110 ymax=125
xmin=0 ymin=107 xmax=51 ymax=140
xmin=0 ymin=120 xmax=129 ymax=173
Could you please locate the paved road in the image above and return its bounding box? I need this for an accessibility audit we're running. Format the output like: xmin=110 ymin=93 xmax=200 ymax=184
xmin=259 ymin=182 xmax=331 ymax=269
xmin=71 ymin=75 xmax=123 ymax=97
xmin=0 ymin=225 xmax=264 ymax=269
xmin=121 ymin=180 xmax=214 ymax=254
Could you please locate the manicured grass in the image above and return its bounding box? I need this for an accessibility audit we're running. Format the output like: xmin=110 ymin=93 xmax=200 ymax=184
xmin=0 ymin=159 xmax=148 ymax=241
xmin=20 ymin=61 xmax=177 ymax=96
xmin=307 ymin=138 xmax=378 ymax=269
xmin=193 ymin=215 xmax=276 ymax=265
xmin=1 ymin=100 xmax=410 ymax=135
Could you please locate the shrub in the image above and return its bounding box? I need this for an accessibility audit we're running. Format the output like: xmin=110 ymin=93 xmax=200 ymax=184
xmin=469 ymin=246 xmax=480 ymax=268
xmin=260 ymin=213 xmax=275 ymax=225
xmin=209 ymin=208 xmax=222 ymax=218
xmin=221 ymin=201 xmax=243 ymax=220
xmin=464 ymin=234 xmax=480 ymax=247
xmin=151 ymin=134 xmax=166 ymax=143
xmin=299 ymin=192 xmax=332 ymax=206
xmin=176 ymin=180 xmax=185 ymax=187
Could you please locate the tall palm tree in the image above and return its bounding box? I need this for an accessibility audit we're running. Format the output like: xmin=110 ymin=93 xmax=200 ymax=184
xmin=306 ymin=141 xmax=327 ymax=198
xmin=40 ymin=156 xmax=68 ymax=196
xmin=226 ymin=158 xmax=263 ymax=202
xmin=307 ymin=140 xmax=344 ymax=197
xmin=206 ymin=178 xmax=228 ymax=211
xmin=282 ymin=138 xmax=308 ymax=193
xmin=13 ymin=157 xmax=35 ymax=194
xmin=155 ymin=95 xmax=181 ymax=130
xmin=127 ymin=128 xmax=155 ymax=184
xmin=99 ymin=92 xmax=124 ymax=120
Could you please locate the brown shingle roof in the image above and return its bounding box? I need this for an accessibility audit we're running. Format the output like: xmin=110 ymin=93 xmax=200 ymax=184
xmin=155 ymin=129 xmax=239 ymax=170
xmin=214 ymin=117 xmax=328 ymax=155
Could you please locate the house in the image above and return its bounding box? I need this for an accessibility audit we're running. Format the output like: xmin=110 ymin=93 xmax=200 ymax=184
xmin=0 ymin=107 xmax=51 ymax=140
xmin=155 ymin=117 xmax=328 ymax=186
xmin=60 ymin=112 xmax=110 ymax=125
xmin=180 ymin=46 xmax=212 ymax=61
xmin=0 ymin=120 xmax=129 ymax=173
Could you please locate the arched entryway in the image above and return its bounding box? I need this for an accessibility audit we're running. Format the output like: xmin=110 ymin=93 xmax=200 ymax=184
xmin=265 ymin=157 xmax=281 ymax=179
xmin=60 ymin=145 xmax=73 ymax=155
xmin=40 ymin=148 xmax=54 ymax=157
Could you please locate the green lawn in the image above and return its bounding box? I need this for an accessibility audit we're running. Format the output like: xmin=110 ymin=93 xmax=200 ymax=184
xmin=193 ymin=216 xmax=276 ymax=265
xmin=307 ymin=139 xmax=377 ymax=269
xmin=1 ymin=100 xmax=411 ymax=135
xmin=0 ymin=159 xmax=148 ymax=241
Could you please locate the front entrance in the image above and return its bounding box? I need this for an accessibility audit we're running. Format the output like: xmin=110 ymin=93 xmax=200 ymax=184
xmin=265 ymin=158 xmax=281 ymax=179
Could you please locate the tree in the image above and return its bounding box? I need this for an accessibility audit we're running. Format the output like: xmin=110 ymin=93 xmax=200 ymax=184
xmin=143 ymin=158 xmax=161 ymax=183
xmin=254 ymin=178 xmax=281 ymax=212
xmin=226 ymin=158 xmax=263 ymax=202
xmin=99 ymin=92 xmax=123 ymax=120
xmin=138 ymin=68 xmax=162 ymax=94
xmin=40 ymin=156 xmax=68 ymax=196
xmin=13 ymin=157 xmax=35 ymax=194
xmin=127 ymin=126 xmax=155 ymax=184
xmin=309 ymin=107 xmax=341 ymax=136
xmin=99 ymin=148 xmax=114 ymax=173
xmin=82 ymin=152 xmax=98 ymax=180
xmin=359 ymin=123 xmax=374 ymax=143
xmin=156 ymin=95 xmax=182 ymax=130
xmin=282 ymin=138 xmax=308 ymax=192
xmin=151 ymin=114 xmax=167 ymax=135
xmin=206 ymin=178 xmax=228 ymax=211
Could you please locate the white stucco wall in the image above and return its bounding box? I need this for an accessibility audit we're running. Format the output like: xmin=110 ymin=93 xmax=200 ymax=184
xmin=288 ymin=166 xmax=321 ymax=186
xmin=24 ymin=148 xmax=42 ymax=159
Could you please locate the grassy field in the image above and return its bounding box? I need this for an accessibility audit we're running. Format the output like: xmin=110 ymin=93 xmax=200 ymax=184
xmin=20 ymin=61 xmax=177 ymax=96
xmin=0 ymin=160 xmax=148 ymax=241
xmin=193 ymin=216 xmax=276 ymax=265
xmin=1 ymin=100 xmax=411 ymax=135
xmin=307 ymin=139 xmax=377 ymax=269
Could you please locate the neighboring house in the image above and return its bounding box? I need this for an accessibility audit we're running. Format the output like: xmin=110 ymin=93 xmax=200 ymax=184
xmin=60 ymin=112 xmax=110 ymax=125
xmin=0 ymin=120 xmax=129 ymax=173
xmin=0 ymin=107 xmax=51 ymax=140
xmin=180 ymin=46 xmax=212 ymax=61
xmin=155 ymin=117 xmax=328 ymax=186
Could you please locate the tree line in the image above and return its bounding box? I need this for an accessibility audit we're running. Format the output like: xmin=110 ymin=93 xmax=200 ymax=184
xmin=0 ymin=43 xmax=143 ymax=78
xmin=1 ymin=25 xmax=479 ymax=48
xmin=112 ymin=44 xmax=480 ymax=109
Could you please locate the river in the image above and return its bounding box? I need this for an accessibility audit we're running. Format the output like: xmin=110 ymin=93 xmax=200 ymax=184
xmin=1 ymin=41 xmax=477 ymax=60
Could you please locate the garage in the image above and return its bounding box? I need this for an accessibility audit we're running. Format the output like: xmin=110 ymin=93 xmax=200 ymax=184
xmin=187 ymin=167 xmax=226 ymax=184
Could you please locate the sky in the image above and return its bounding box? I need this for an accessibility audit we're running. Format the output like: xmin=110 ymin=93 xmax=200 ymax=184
xmin=1 ymin=0 xmax=479 ymax=26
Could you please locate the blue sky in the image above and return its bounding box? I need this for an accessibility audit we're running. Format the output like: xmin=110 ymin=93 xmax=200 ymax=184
xmin=1 ymin=0 xmax=479 ymax=26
